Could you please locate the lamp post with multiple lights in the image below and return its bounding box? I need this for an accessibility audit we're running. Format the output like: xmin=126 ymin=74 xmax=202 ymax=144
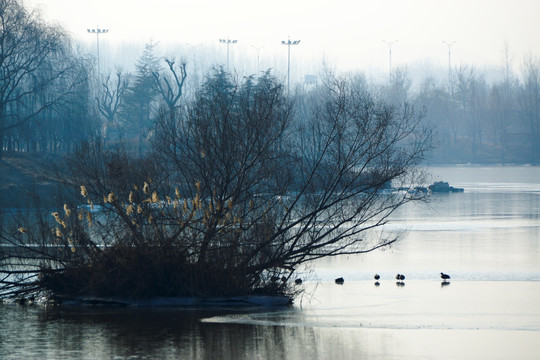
xmin=219 ymin=38 xmax=238 ymax=72
xmin=281 ymin=37 xmax=301 ymax=95
xmin=87 ymin=27 xmax=109 ymax=77
xmin=383 ymin=40 xmax=398 ymax=77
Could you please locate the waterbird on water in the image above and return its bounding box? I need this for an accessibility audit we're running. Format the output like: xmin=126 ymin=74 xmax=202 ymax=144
xmin=335 ymin=277 xmax=344 ymax=285
xmin=374 ymin=274 xmax=380 ymax=280
xmin=395 ymin=274 xmax=405 ymax=281
xmin=440 ymin=272 xmax=450 ymax=281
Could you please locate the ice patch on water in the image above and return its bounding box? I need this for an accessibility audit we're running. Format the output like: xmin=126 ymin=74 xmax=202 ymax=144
xmin=443 ymin=182 xmax=540 ymax=193
xmin=201 ymin=281 xmax=540 ymax=332
xmin=382 ymin=216 xmax=537 ymax=232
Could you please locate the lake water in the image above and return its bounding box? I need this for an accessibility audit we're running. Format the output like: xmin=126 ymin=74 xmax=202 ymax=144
xmin=1 ymin=165 xmax=539 ymax=359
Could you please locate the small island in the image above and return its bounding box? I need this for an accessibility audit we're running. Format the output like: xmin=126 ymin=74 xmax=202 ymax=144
xmin=428 ymin=181 xmax=464 ymax=193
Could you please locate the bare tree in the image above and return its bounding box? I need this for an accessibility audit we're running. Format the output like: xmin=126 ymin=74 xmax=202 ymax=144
xmin=384 ymin=66 xmax=412 ymax=106
xmin=152 ymin=58 xmax=187 ymax=114
xmin=0 ymin=0 xmax=84 ymax=159
xmin=489 ymin=83 xmax=513 ymax=162
xmin=97 ymin=69 xmax=130 ymax=125
xmin=150 ymin=69 xmax=432 ymax=289
xmin=519 ymin=56 xmax=540 ymax=157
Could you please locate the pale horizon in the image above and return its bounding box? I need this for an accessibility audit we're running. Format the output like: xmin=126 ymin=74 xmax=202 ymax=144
xmin=25 ymin=0 xmax=540 ymax=78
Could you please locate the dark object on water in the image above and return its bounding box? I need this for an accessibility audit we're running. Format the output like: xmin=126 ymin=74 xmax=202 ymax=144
xmin=374 ymin=281 xmax=380 ymax=286
xmin=440 ymin=272 xmax=451 ymax=281
xmin=294 ymin=278 xmax=303 ymax=285
xmin=429 ymin=181 xmax=464 ymax=193
xmin=395 ymin=274 xmax=405 ymax=281
xmin=374 ymin=274 xmax=380 ymax=280
xmin=281 ymin=276 xmax=287 ymax=282
xmin=441 ymin=281 xmax=450 ymax=287
xmin=395 ymin=281 xmax=405 ymax=287
xmin=335 ymin=277 xmax=344 ymax=285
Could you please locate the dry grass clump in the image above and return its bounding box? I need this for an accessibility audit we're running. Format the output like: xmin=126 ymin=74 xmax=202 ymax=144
xmin=31 ymin=180 xmax=295 ymax=301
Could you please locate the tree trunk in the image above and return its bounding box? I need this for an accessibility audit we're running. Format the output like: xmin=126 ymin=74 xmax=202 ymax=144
xmin=0 ymin=129 xmax=4 ymax=160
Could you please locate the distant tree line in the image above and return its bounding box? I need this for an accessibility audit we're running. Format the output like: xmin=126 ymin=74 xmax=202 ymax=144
xmin=384 ymin=62 xmax=540 ymax=164
xmin=1 ymin=0 xmax=539 ymax=165
xmin=337 ymin=63 xmax=540 ymax=164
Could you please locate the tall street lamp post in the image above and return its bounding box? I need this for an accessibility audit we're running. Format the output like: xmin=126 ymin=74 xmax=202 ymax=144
xmin=281 ymin=37 xmax=301 ymax=95
xmin=219 ymin=38 xmax=238 ymax=72
xmin=87 ymin=27 xmax=109 ymax=77
xmin=383 ymin=40 xmax=398 ymax=77
xmin=442 ymin=40 xmax=456 ymax=89
xmin=251 ymin=45 xmax=263 ymax=72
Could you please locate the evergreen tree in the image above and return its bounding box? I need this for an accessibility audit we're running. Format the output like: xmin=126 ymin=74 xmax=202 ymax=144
xmin=120 ymin=42 xmax=162 ymax=153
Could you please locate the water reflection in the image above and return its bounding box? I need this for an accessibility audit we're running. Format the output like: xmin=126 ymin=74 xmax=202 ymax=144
xmin=5 ymin=280 xmax=539 ymax=359
xmin=0 ymin=305 xmax=379 ymax=359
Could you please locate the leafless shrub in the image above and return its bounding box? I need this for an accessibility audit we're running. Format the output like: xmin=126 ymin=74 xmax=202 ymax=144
xmin=0 ymin=69 xmax=431 ymax=302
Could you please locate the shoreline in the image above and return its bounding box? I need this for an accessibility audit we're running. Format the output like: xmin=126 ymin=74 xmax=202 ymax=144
xmin=1 ymin=294 xmax=293 ymax=308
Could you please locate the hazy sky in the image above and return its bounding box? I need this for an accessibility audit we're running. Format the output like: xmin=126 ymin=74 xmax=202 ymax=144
xmin=26 ymin=0 xmax=540 ymax=74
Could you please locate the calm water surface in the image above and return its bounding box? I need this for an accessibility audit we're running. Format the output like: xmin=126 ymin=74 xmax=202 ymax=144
xmin=1 ymin=166 xmax=539 ymax=359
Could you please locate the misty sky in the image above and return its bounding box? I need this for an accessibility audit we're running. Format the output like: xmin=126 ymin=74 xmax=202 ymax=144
xmin=26 ymin=0 xmax=540 ymax=73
